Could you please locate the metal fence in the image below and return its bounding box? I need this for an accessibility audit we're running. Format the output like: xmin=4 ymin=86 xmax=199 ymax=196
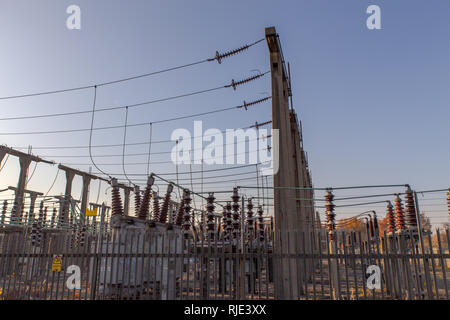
xmin=0 ymin=226 xmax=449 ymax=300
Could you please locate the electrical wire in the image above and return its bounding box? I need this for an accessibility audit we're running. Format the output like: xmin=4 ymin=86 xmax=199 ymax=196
xmin=26 ymin=162 xmax=38 ymax=184
xmin=90 ymin=161 xmax=271 ymax=177
xmin=0 ymin=96 xmax=271 ymax=136
xmin=88 ymin=86 xmax=110 ymax=178
xmin=121 ymin=106 xmax=134 ymax=186
xmin=43 ymin=168 xmax=60 ymax=198
xmin=146 ymin=123 xmax=153 ymax=176
xmin=0 ymin=38 xmax=265 ymax=101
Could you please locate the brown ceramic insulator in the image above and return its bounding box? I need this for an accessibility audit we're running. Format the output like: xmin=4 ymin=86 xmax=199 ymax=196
xmin=369 ymin=218 xmax=375 ymax=238
xmin=394 ymin=194 xmax=406 ymax=231
xmin=221 ymin=202 xmax=232 ymax=240
xmin=175 ymin=199 xmax=185 ymax=226
xmin=447 ymin=188 xmax=450 ymax=216
xmin=79 ymin=225 xmax=87 ymax=247
xmin=325 ymin=190 xmax=336 ymax=240
xmin=225 ymin=202 xmax=233 ymax=233
xmin=43 ymin=207 xmax=48 ymax=227
xmin=38 ymin=201 xmax=44 ymax=225
xmin=246 ymin=199 xmax=254 ymax=239
xmin=182 ymin=189 xmax=192 ymax=236
xmin=152 ymin=192 xmax=160 ymax=221
xmin=386 ymin=202 xmax=396 ymax=234
xmin=111 ymin=178 xmax=124 ymax=217
xmin=137 ymin=175 xmax=155 ymax=220
xmin=404 ymin=188 xmax=417 ymax=228
xmin=51 ymin=207 xmax=57 ymax=228
xmin=222 ymin=208 xmax=227 ymax=237
xmin=226 ymin=73 xmax=266 ymax=91
xmin=206 ymin=193 xmax=216 ymax=237
xmin=208 ymin=43 xmax=252 ymax=64
xmin=134 ymin=185 xmax=141 ymax=217
xmin=30 ymin=218 xmax=39 ymax=246
xmin=373 ymin=213 xmax=379 ymax=237
xmin=159 ymin=184 xmax=173 ymax=224
xmin=231 ymin=188 xmax=240 ymax=239
xmin=1 ymin=200 xmax=7 ymax=225
xmin=257 ymin=205 xmax=264 ymax=242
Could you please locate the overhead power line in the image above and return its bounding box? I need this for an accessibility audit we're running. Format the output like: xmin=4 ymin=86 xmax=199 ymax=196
xmin=0 ymin=38 xmax=265 ymax=101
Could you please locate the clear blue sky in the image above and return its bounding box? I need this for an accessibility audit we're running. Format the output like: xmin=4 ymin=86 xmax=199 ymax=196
xmin=0 ymin=1 xmax=448 ymax=226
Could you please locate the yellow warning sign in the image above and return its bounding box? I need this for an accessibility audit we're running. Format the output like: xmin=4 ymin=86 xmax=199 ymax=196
xmin=86 ymin=208 xmax=98 ymax=217
xmin=52 ymin=255 xmax=62 ymax=272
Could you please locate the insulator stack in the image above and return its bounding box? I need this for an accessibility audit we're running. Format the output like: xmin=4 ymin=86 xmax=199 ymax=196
xmin=206 ymin=193 xmax=216 ymax=239
xmin=325 ymin=190 xmax=336 ymax=241
xmin=404 ymin=187 xmax=418 ymax=229
xmin=134 ymin=185 xmax=141 ymax=216
xmin=69 ymin=213 xmax=74 ymax=230
xmin=159 ymin=184 xmax=173 ymax=223
xmin=238 ymin=97 xmax=271 ymax=110
xmin=373 ymin=213 xmax=379 ymax=237
xmin=257 ymin=206 xmax=265 ymax=242
xmin=386 ymin=202 xmax=396 ymax=234
xmin=30 ymin=218 xmax=40 ymax=247
xmin=79 ymin=225 xmax=87 ymax=247
xmin=182 ymin=189 xmax=192 ymax=238
xmin=222 ymin=202 xmax=232 ymax=240
xmin=369 ymin=218 xmax=375 ymax=238
xmin=447 ymin=188 xmax=450 ymax=216
xmin=1 ymin=200 xmax=7 ymax=225
xmin=208 ymin=41 xmax=254 ymax=64
xmin=225 ymin=202 xmax=233 ymax=237
xmin=246 ymin=199 xmax=254 ymax=240
xmin=43 ymin=207 xmax=48 ymax=228
xmin=225 ymin=73 xmax=266 ymax=90
xmin=38 ymin=201 xmax=44 ymax=226
xmin=175 ymin=199 xmax=185 ymax=226
xmin=51 ymin=208 xmax=57 ymax=228
xmin=111 ymin=178 xmax=124 ymax=217
xmin=137 ymin=175 xmax=155 ymax=220
xmin=231 ymin=187 xmax=240 ymax=240
xmin=152 ymin=192 xmax=160 ymax=221
xmin=394 ymin=194 xmax=406 ymax=232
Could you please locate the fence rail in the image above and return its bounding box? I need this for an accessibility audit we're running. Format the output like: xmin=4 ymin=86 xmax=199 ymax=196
xmin=0 ymin=227 xmax=449 ymax=300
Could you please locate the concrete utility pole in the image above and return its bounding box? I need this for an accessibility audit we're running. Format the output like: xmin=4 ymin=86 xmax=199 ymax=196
xmin=266 ymin=26 xmax=315 ymax=299
xmin=58 ymin=164 xmax=98 ymax=224
xmin=0 ymin=146 xmax=54 ymax=221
